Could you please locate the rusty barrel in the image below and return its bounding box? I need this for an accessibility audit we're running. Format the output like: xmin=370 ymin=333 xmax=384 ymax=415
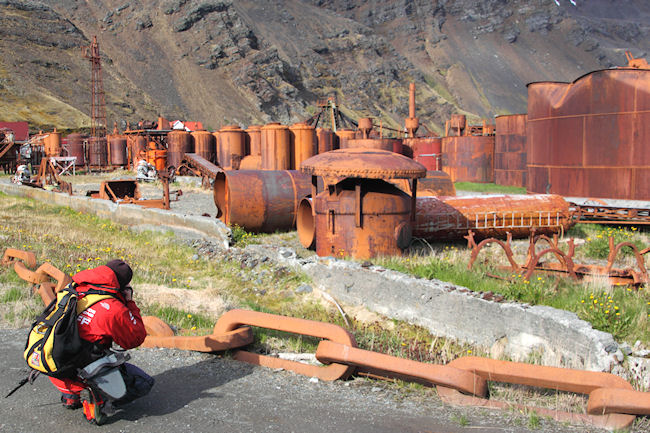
xmin=167 ymin=130 xmax=193 ymax=170
xmin=239 ymin=155 xmax=262 ymax=170
xmin=527 ymin=68 xmax=650 ymax=200
xmin=219 ymin=125 xmax=246 ymax=169
xmin=192 ymin=130 xmax=217 ymax=164
xmin=43 ymin=129 xmax=62 ymax=157
xmin=343 ymin=138 xmax=400 ymax=152
xmin=441 ymin=135 xmax=495 ymax=183
xmin=316 ymin=128 xmax=334 ymax=154
xmin=334 ymin=128 xmax=355 ymax=150
xmin=64 ymin=133 xmax=86 ymax=166
xmin=261 ymin=123 xmax=291 ymax=170
xmin=245 ymin=125 xmax=262 ymax=156
xmin=88 ymin=137 xmax=107 ymax=166
xmin=297 ymin=197 xmax=316 ymax=249
xmin=404 ymin=137 xmax=442 ymax=171
xmin=290 ymin=122 xmax=316 ymax=169
xmin=129 ymin=135 xmax=147 ymax=165
xmin=109 ymin=135 xmax=128 ymax=166
xmin=147 ymin=149 xmax=167 ymax=172
xmin=414 ymin=194 xmax=572 ymax=240
xmin=213 ymin=170 xmax=311 ymax=232
xmin=495 ymin=114 xmax=527 ymax=187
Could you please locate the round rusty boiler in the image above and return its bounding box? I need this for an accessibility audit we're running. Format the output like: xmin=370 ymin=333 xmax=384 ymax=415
xmin=191 ymin=130 xmax=217 ymax=164
xmin=441 ymin=135 xmax=495 ymax=183
xmin=239 ymin=155 xmax=262 ymax=170
xmin=219 ymin=125 xmax=246 ymax=170
xmin=334 ymin=128 xmax=355 ymax=149
xmin=88 ymin=137 xmax=107 ymax=166
xmin=109 ymin=135 xmax=128 ymax=166
xmin=494 ymin=114 xmax=527 ymax=188
xmin=357 ymin=117 xmax=373 ymax=138
xmin=527 ymin=68 xmax=650 ymax=200
xmin=316 ymin=128 xmax=334 ymax=154
xmin=64 ymin=133 xmax=86 ymax=166
xmin=312 ymin=178 xmax=413 ymax=259
xmin=130 ymin=135 xmax=147 ymax=165
xmin=43 ymin=129 xmax=62 ymax=157
xmin=245 ymin=125 xmax=262 ymax=156
xmin=290 ymin=122 xmax=317 ymax=170
xmin=213 ymin=170 xmax=311 ymax=233
xmin=297 ymin=197 xmax=315 ymax=249
xmin=301 ymin=148 xmax=426 ymax=259
xmin=167 ymin=130 xmax=194 ymax=171
xmin=404 ymin=137 xmax=442 ymax=171
xmin=261 ymin=122 xmax=291 ymax=170
xmin=390 ymin=171 xmax=456 ymax=197
xmin=343 ymin=138 xmax=402 ymax=153
xmin=413 ymin=194 xmax=573 ymax=241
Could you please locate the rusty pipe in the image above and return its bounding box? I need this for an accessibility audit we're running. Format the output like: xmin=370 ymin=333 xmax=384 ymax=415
xmin=213 ymin=170 xmax=311 ymax=233
xmin=409 ymin=82 xmax=416 ymax=119
xmin=297 ymin=197 xmax=315 ymax=249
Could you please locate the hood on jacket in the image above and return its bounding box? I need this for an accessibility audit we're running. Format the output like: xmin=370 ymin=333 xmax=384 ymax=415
xmin=73 ymin=265 xmax=124 ymax=300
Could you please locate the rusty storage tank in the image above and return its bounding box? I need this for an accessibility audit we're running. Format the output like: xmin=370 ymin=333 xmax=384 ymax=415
xmin=192 ymin=130 xmax=217 ymax=164
xmin=343 ymin=138 xmax=401 ymax=153
xmin=449 ymin=114 xmax=467 ymax=135
xmin=88 ymin=137 xmax=107 ymax=166
xmin=213 ymin=170 xmax=311 ymax=232
xmin=334 ymin=128 xmax=356 ymax=149
xmin=219 ymin=125 xmax=246 ymax=169
xmin=527 ymin=68 xmax=650 ymax=200
xmin=290 ymin=122 xmax=317 ymax=169
xmin=494 ymin=114 xmax=527 ymax=187
xmin=414 ymin=194 xmax=572 ymax=241
xmin=64 ymin=133 xmax=86 ymax=166
xmin=130 ymin=135 xmax=147 ymax=165
xmin=316 ymin=128 xmax=334 ymax=154
xmin=167 ymin=130 xmax=193 ymax=170
xmin=441 ymin=135 xmax=495 ymax=183
xmin=404 ymin=137 xmax=442 ymax=171
xmin=300 ymin=149 xmax=426 ymax=259
xmin=109 ymin=135 xmax=128 ymax=166
xmin=43 ymin=129 xmax=62 ymax=157
xmin=261 ymin=123 xmax=291 ymax=170
xmin=245 ymin=125 xmax=262 ymax=156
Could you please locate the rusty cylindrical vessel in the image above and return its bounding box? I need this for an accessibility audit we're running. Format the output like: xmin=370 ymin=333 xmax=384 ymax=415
xmin=88 ymin=137 xmax=107 ymax=166
xmin=404 ymin=137 xmax=442 ymax=171
xmin=316 ymin=128 xmax=334 ymax=154
xmin=290 ymin=122 xmax=317 ymax=170
xmin=441 ymin=135 xmax=495 ymax=183
xmin=130 ymin=135 xmax=147 ymax=165
xmin=167 ymin=130 xmax=193 ymax=170
xmin=390 ymin=171 xmax=456 ymax=197
xmin=334 ymin=128 xmax=356 ymax=150
xmin=43 ymin=129 xmax=62 ymax=157
xmin=261 ymin=123 xmax=291 ymax=170
xmin=495 ymin=114 xmax=527 ymax=187
xmin=343 ymin=138 xmax=401 ymax=152
xmin=245 ymin=125 xmax=262 ymax=156
xmin=192 ymin=130 xmax=217 ymax=164
xmin=64 ymin=133 xmax=86 ymax=166
xmin=219 ymin=125 xmax=246 ymax=169
xmin=213 ymin=170 xmax=311 ymax=233
xmin=414 ymin=194 xmax=572 ymax=241
xmin=297 ymin=197 xmax=315 ymax=249
xmin=527 ymin=68 xmax=650 ymax=200
xmin=109 ymin=135 xmax=128 ymax=166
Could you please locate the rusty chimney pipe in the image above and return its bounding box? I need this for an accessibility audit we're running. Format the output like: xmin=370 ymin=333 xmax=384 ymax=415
xmin=409 ymin=83 xmax=415 ymax=119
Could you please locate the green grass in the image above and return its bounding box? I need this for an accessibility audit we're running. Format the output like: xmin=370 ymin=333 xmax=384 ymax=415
xmin=454 ymin=181 xmax=527 ymax=194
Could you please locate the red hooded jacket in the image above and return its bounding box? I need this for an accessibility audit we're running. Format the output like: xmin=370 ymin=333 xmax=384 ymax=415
xmin=72 ymin=265 xmax=146 ymax=350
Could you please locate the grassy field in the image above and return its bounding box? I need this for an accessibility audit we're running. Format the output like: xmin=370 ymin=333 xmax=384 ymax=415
xmin=455 ymin=181 xmax=527 ymax=194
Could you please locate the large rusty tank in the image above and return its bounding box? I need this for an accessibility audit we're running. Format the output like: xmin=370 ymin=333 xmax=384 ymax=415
xmin=441 ymin=135 xmax=495 ymax=183
xmin=343 ymin=138 xmax=401 ymax=152
xmin=261 ymin=123 xmax=291 ymax=170
xmin=527 ymin=68 xmax=650 ymax=200
xmin=316 ymin=128 xmax=334 ymax=154
xmin=130 ymin=135 xmax=147 ymax=165
xmin=219 ymin=125 xmax=246 ymax=169
xmin=245 ymin=125 xmax=262 ymax=156
xmin=495 ymin=114 xmax=527 ymax=187
xmin=88 ymin=137 xmax=107 ymax=166
xmin=300 ymin=149 xmax=426 ymax=259
xmin=290 ymin=122 xmax=317 ymax=169
xmin=404 ymin=137 xmax=442 ymax=171
xmin=167 ymin=130 xmax=193 ymax=170
xmin=109 ymin=135 xmax=128 ymax=166
xmin=213 ymin=170 xmax=311 ymax=232
xmin=191 ymin=130 xmax=217 ymax=164
xmin=414 ymin=194 xmax=572 ymax=240
xmin=43 ymin=129 xmax=62 ymax=157
xmin=64 ymin=133 xmax=86 ymax=166
xmin=334 ymin=128 xmax=356 ymax=150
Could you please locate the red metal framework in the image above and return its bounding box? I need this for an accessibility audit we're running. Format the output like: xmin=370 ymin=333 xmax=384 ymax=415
xmin=82 ymin=36 xmax=107 ymax=141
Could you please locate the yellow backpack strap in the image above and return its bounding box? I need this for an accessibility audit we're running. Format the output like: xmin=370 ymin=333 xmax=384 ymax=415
xmin=76 ymin=294 xmax=115 ymax=313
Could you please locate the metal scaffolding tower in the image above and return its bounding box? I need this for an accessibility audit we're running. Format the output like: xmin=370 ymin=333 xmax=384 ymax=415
xmin=82 ymin=36 xmax=107 ymax=140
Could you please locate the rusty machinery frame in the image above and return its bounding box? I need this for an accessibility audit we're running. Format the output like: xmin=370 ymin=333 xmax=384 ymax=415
xmin=4 ymin=248 xmax=650 ymax=430
xmin=89 ymin=175 xmax=181 ymax=210
xmin=465 ymin=229 xmax=650 ymax=287
xmin=176 ymin=153 xmax=223 ymax=188
xmin=21 ymin=157 xmax=73 ymax=195
xmin=569 ymin=200 xmax=650 ymax=226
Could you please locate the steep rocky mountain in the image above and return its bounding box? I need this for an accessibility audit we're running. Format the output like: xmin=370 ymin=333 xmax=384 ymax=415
xmin=0 ymin=0 xmax=647 ymax=133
